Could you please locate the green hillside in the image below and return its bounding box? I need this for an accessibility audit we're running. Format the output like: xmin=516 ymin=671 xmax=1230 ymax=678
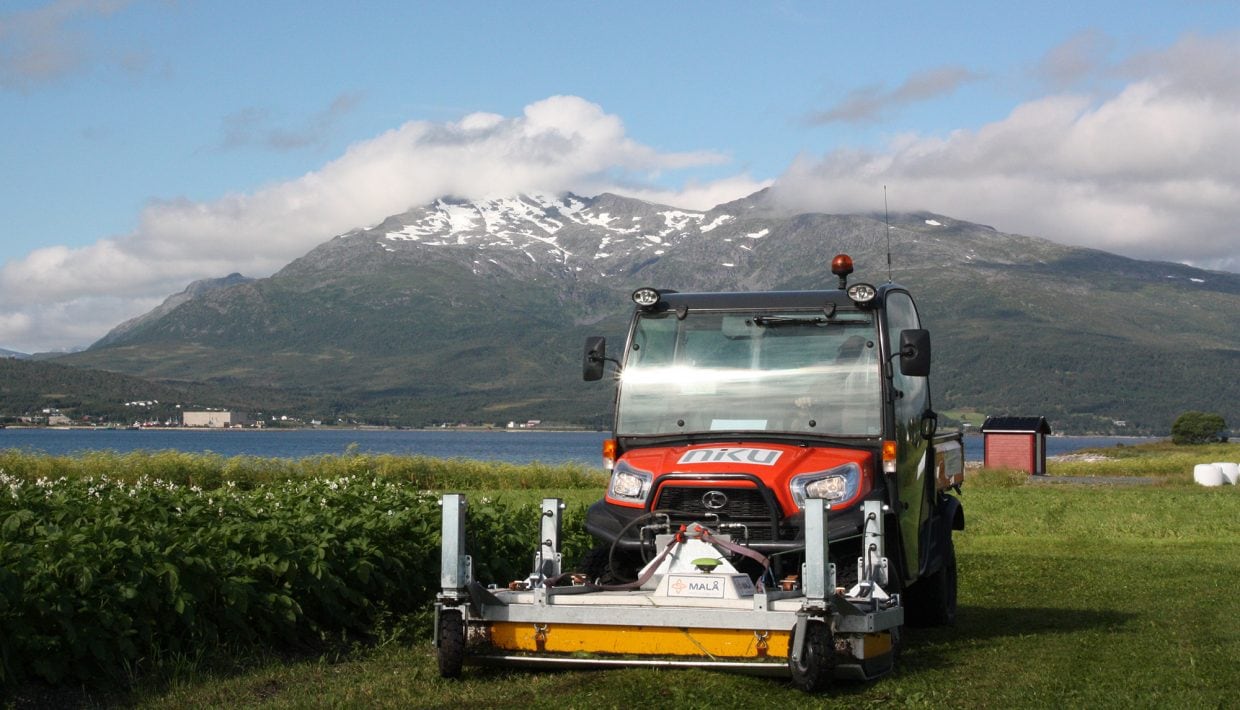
xmin=0 ymin=358 xmax=313 ymax=425
xmin=53 ymin=194 xmax=1240 ymax=434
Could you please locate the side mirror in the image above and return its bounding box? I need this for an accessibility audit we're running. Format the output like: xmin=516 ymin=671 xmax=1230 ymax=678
xmin=899 ymin=329 xmax=931 ymax=377
xmin=919 ymin=409 xmax=938 ymax=438
xmin=583 ymin=336 xmax=607 ymax=381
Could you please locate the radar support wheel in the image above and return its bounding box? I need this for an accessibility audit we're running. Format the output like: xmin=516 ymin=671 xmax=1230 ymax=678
xmin=437 ymin=608 xmax=465 ymax=678
xmin=789 ymin=621 xmax=836 ymax=692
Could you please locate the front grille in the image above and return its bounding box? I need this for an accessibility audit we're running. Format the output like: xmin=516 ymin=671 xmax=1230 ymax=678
xmin=653 ymin=485 xmax=779 ymax=542
xmin=654 ymin=486 xmax=772 ymax=518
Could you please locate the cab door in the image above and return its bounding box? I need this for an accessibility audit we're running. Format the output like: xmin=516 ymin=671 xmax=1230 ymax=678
xmin=884 ymin=291 xmax=931 ymax=583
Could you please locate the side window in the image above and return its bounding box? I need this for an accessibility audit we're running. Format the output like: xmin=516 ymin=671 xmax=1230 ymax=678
xmin=886 ymin=292 xmax=928 ymax=414
xmin=630 ymin=315 xmax=677 ymax=366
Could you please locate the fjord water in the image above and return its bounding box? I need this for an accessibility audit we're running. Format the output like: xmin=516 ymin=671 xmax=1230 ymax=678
xmin=1 ymin=428 xmax=1154 ymax=465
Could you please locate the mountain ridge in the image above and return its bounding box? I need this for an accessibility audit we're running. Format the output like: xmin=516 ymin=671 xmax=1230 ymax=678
xmin=61 ymin=190 xmax=1240 ymax=434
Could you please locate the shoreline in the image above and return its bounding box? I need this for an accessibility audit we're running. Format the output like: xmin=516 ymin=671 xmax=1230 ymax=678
xmin=5 ymin=425 xmax=604 ymax=434
xmin=6 ymin=425 xmax=1162 ymax=439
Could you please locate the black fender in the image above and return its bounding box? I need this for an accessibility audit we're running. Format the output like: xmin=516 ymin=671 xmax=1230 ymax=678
xmin=942 ymin=493 xmax=965 ymax=532
xmin=920 ymin=493 xmax=964 ymax=577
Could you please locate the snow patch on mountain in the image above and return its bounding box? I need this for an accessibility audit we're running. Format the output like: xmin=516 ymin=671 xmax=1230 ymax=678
xmin=700 ymin=215 xmax=734 ymax=233
xmin=369 ymin=193 xmax=759 ymax=269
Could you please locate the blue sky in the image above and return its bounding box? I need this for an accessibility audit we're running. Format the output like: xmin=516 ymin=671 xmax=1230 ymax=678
xmin=2 ymin=1 xmax=1239 ymax=351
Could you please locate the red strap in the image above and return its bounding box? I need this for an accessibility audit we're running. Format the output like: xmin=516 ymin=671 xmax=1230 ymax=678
xmin=701 ymin=528 xmax=771 ymax=572
xmin=587 ymin=533 xmax=682 ymax=591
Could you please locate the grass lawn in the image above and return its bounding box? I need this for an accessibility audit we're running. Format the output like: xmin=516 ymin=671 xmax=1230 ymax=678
xmin=113 ymin=468 xmax=1239 ymax=709
xmin=1045 ymin=440 xmax=1239 ymax=481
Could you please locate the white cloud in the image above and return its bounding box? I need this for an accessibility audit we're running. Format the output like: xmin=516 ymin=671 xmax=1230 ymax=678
xmin=0 ymin=0 xmax=144 ymax=91
xmin=8 ymin=30 xmax=1239 ymax=354
xmin=1033 ymin=30 xmax=1114 ymax=91
xmin=614 ymin=174 xmax=773 ymax=211
xmin=808 ymin=66 xmax=982 ymax=125
xmin=0 ymin=95 xmax=759 ymax=352
xmin=773 ymin=34 xmax=1240 ymax=272
xmin=219 ymin=92 xmax=365 ymax=152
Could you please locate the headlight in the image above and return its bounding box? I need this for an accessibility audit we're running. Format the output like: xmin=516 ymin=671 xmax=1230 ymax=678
xmin=631 ymin=287 xmax=660 ymax=307
xmin=790 ymin=462 xmax=862 ymax=509
xmin=608 ymin=461 xmax=653 ymax=504
xmin=847 ymin=283 xmax=877 ymax=304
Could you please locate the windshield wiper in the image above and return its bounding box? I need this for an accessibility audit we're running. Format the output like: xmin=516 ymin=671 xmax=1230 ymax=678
xmin=751 ymin=315 xmax=829 ymax=327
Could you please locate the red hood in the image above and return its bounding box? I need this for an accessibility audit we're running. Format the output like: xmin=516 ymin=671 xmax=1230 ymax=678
xmin=613 ymin=442 xmax=873 ymax=513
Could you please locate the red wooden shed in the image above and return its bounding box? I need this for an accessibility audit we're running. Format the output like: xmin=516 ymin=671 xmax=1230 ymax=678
xmin=981 ymin=416 xmax=1052 ymax=475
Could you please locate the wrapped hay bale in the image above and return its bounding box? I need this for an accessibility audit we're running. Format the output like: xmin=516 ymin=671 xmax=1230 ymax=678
xmin=1211 ymin=462 xmax=1239 ymax=485
xmin=1193 ymin=463 xmax=1225 ymax=487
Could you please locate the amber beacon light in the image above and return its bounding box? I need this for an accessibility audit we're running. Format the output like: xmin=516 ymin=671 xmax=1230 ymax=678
xmin=831 ymin=254 xmax=854 ymax=288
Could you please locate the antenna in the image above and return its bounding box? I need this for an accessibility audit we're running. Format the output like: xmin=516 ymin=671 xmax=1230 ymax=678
xmin=884 ymin=186 xmax=893 ymax=283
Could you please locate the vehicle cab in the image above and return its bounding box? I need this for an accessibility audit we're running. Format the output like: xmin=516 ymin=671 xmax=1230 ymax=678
xmin=582 ymin=255 xmax=962 ymax=619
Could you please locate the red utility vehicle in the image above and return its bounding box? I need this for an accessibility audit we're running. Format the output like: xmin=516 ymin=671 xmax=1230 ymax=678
xmin=582 ymin=255 xmax=964 ymax=626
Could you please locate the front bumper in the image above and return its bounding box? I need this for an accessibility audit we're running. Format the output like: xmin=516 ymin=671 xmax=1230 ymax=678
xmin=584 ymin=497 xmax=866 ymax=554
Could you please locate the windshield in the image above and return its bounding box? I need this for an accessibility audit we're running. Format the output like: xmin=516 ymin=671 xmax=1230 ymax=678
xmin=616 ymin=310 xmax=883 ymax=437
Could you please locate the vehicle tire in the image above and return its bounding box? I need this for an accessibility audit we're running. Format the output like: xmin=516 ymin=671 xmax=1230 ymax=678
xmin=833 ymin=551 xmax=859 ymax=591
xmin=437 ymin=608 xmax=466 ymax=678
xmin=579 ymin=544 xmax=611 ymax=581
xmin=904 ymin=532 xmax=957 ymax=627
xmin=579 ymin=543 xmax=639 ymax=584
xmin=940 ymin=536 xmax=958 ymax=625
xmin=788 ymin=621 xmax=835 ymax=692
xmin=889 ymin=623 xmax=904 ymax=664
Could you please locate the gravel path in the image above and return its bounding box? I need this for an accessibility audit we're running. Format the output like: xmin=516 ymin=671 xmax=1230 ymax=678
xmin=1027 ymin=474 xmax=1158 ymax=486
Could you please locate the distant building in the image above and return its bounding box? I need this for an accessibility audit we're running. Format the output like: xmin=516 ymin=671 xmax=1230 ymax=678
xmin=982 ymin=416 xmax=1052 ymax=475
xmin=182 ymin=411 xmax=251 ymax=428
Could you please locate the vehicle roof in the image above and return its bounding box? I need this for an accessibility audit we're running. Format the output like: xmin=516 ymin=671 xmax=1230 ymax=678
xmin=646 ymin=283 xmax=907 ymax=311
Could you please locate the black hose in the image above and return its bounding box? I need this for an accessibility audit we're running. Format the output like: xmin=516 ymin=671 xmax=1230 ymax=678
xmin=606 ymin=509 xmax=675 ymax=582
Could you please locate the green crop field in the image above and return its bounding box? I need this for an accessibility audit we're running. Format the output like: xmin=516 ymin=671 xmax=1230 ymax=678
xmin=3 ymin=445 xmax=1239 ymax=708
